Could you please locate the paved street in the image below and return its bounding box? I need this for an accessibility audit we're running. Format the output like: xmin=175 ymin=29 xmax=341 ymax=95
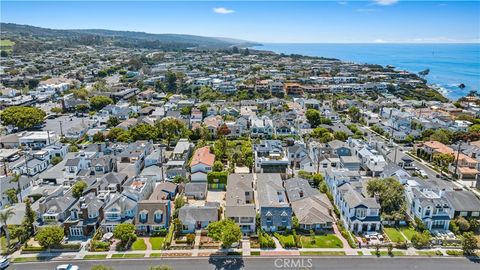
xmin=8 ymin=256 xmax=480 ymax=270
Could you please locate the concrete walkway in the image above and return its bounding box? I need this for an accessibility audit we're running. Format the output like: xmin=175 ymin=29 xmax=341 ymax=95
xmin=241 ymin=239 xmax=251 ymax=256
xmin=143 ymin=238 xmax=152 ymax=257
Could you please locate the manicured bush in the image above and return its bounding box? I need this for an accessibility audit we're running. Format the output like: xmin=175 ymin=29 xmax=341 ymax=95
xmin=446 ymin=250 xmax=463 ymax=256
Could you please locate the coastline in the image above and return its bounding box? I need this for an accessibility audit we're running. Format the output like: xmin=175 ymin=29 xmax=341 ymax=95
xmin=250 ymin=43 xmax=480 ymax=101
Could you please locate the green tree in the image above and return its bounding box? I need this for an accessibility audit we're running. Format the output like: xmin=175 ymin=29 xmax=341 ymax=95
xmin=89 ymin=96 xmax=113 ymax=111
xmin=165 ymin=71 xmax=177 ymax=92
xmin=461 ymin=232 xmax=478 ymax=256
xmin=0 ymin=106 xmax=46 ymax=129
xmin=213 ymin=161 xmax=224 ymax=172
xmin=155 ymin=118 xmax=188 ymax=148
xmin=306 ymin=109 xmax=321 ymax=128
xmin=411 ymin=230 xmax=431 ymax=248
xmin=92 ymin=132 xmax=105 ymax=143
xmin=5 ymin=188 xmax=18 ymax=204
xmin=367 ymin=178 xmax=406 ymax=221
xmin=113 ymin=223 xmax=137 ymax=247
xmin=0 ymin=208 xmax=15 ymax=247
xmin=429 ymin=129 xmax=453 ymax=144
xmin=348 ymin=107 xmax=361 ymax=122
xmin=207 ymin=219 xmax=242 ymax=248
xmin=71 ymin=180 xmax=87 ymax=198
xmin=107 ymin=127 xmax=130 ymax=142
xmin=36 ymin=226 xmax=64 ymax=249
xmin=72 ymin=88 xmax=89 ymax=100
xmin=198 ymin=86 xmax=221 ymax=101
xmin=468 ymin=124 xmax=480 ymax=133
xmin=333 ymin=131 xmax=348 ymax=141
xmin=50 ymin=156 xmax=63 ymax=166
xmin=51 ymin=107 xmax=63 ymax=114
xmin=23 ymin=198 xmax=35 ymax=234
xmin=130 ymin=123 xmax=157 ymax=141
xmin=106 ymin=116 xmax=120 ymax=128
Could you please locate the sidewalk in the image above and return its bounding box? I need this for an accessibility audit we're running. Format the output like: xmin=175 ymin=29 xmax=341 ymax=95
xmin=9 ymin=245 xmax=474 ymax=261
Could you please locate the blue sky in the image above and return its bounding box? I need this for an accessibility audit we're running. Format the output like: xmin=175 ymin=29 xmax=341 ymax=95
xmin=1 ymin=1 xmax=479 ymax=43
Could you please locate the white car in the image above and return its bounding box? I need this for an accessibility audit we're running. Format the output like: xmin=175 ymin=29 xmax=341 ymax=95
xmin=56 ymin=264 xmax=79 ymax=270
xmin=0 ymin=258 xmax=9 ymax=269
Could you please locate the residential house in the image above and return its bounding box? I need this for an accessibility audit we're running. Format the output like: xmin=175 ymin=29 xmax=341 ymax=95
xmin=190 ymin=146 xmax=215 ymax=182
xmin=225 ymin=174 xmax=256 ymax=234
xmin=257 ymin=173 xmax=292 ymax=232
xmin=285 ymin=178 xmax=334 ymax=231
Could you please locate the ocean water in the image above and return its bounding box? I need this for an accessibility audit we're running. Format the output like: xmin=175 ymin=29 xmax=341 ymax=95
xmin=252 ymin=43 xmax=480 ymax=100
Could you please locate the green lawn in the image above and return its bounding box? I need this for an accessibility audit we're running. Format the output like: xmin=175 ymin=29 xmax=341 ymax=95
xmin=417 ymin=251 xmax=443 ymax=257
xmin=13 ymin=256 xmax=48 ymax=263
xmin=274 ymin=234 xmax=296 ymax=248
xmin=0 ymin=237 xmax=7 ymax=253
xmin=149 ymin=237 xmax=165 ymax=250
xmin=384 ymin=228 xmax=406 ymax=243
xmin=300 ymin=251 xmax=346 ymax=256
xmin=131 ymin=239 xmax=147 ymax=251
xmin=357 ymin=251 xmax=364 ymax=256
xmin=251 ymin=251 xmax=260 ymax=256
xmin=300 ymin=235 xmax=343 ymax=248
xmin=111 ymin=253 xmax=145 ymax=259
xmin=83 ymin=254 xmax=107 ymax=260
xmin=150 ymin=253 xmax=162 ymax=257
xmin=399 ymin=227 xmax=416 ymax=241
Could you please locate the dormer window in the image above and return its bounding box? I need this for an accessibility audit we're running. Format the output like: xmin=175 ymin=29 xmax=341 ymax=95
xmin=71 ymin=210 xmax=78 ymax=220
xmin=154 ymin=210 xmax=163 ymax=223
xmin=139 ymin=211 xmax=148 ymax=223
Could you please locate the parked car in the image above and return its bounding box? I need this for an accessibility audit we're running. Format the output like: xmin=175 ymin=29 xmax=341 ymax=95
xmin=0 ymin=258 xmax=9 ymax=269
xmin=8 ymin=154 xmax=20 ymax=162
xmin=56 ymin=264 xmax=79 ymax=270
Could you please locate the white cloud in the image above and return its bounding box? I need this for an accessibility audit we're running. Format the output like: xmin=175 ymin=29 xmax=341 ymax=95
xmin=374 ymin=39 xmax=387 ymax=43
xmin=373 ymin=0 xmax=399 ymax=6
xmin=213 ymin=7 xmax=235 ymax=14
xmin=337 ymin=1 xmax=348 ymax=5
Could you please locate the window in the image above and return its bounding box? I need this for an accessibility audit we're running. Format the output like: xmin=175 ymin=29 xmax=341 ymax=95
xmin=356 ymin=208 xmax=366 ymax=219
xmin=154 ymin=211 xmax=163 ymax=223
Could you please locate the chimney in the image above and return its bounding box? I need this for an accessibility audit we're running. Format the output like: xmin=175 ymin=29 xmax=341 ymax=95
xmin=299 ymin=191 xmax=304 ymax=198
xmin=38 ymin=197 xmax=46 ymax=214
xmin=80 ymin=197 xmax=88 ymax=219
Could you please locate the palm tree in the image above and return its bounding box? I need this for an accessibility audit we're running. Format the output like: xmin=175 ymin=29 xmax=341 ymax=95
xmin=9 ymin=173 xmax=22 ymax=203
xmin=0 ymin=208 xmax=15 ymax=248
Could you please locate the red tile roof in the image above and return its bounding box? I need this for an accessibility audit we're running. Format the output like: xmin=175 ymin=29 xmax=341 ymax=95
xmin=190 ymin=146 xmax=215 ymax=167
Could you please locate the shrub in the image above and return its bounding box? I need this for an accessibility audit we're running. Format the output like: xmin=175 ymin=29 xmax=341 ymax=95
xmin=186 ymin=234 xmax=195 ymax=245
xmin=446 ymin=250 xmax=463 ymax=256
xmin=259 ymin=231 xmax=275 ymax=248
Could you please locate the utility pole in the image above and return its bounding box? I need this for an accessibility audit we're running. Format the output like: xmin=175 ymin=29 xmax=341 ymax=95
xmin=59 ymin=121 xmax=64 ymax=137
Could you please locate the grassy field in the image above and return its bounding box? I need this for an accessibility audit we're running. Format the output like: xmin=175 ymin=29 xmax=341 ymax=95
xmin=250 ymin=251 xmax=260 ymax=256
xmin=300 ymin=235 xmax=343 ymax=248
xmin=0 ymin=39 xmax=15 ymax=52
xmin=384 ymin=227 xmax=406 ymax=243
xmin=131 ymin=239 xmax=147 ymax=251
xmin=83 ymin=254 xmax=107 ymax=260
xmin=274 ymin=234 xmax=296 ymax=248
xmin=399 ymin=227 xmax=416 ymax=241
xmin=300 ymin=251 xmax=346 ymax=256
xmin=150 ymin=237 xmax=165 ymax=250
xmin=0 ymin=40 xmax=15 ymax=46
